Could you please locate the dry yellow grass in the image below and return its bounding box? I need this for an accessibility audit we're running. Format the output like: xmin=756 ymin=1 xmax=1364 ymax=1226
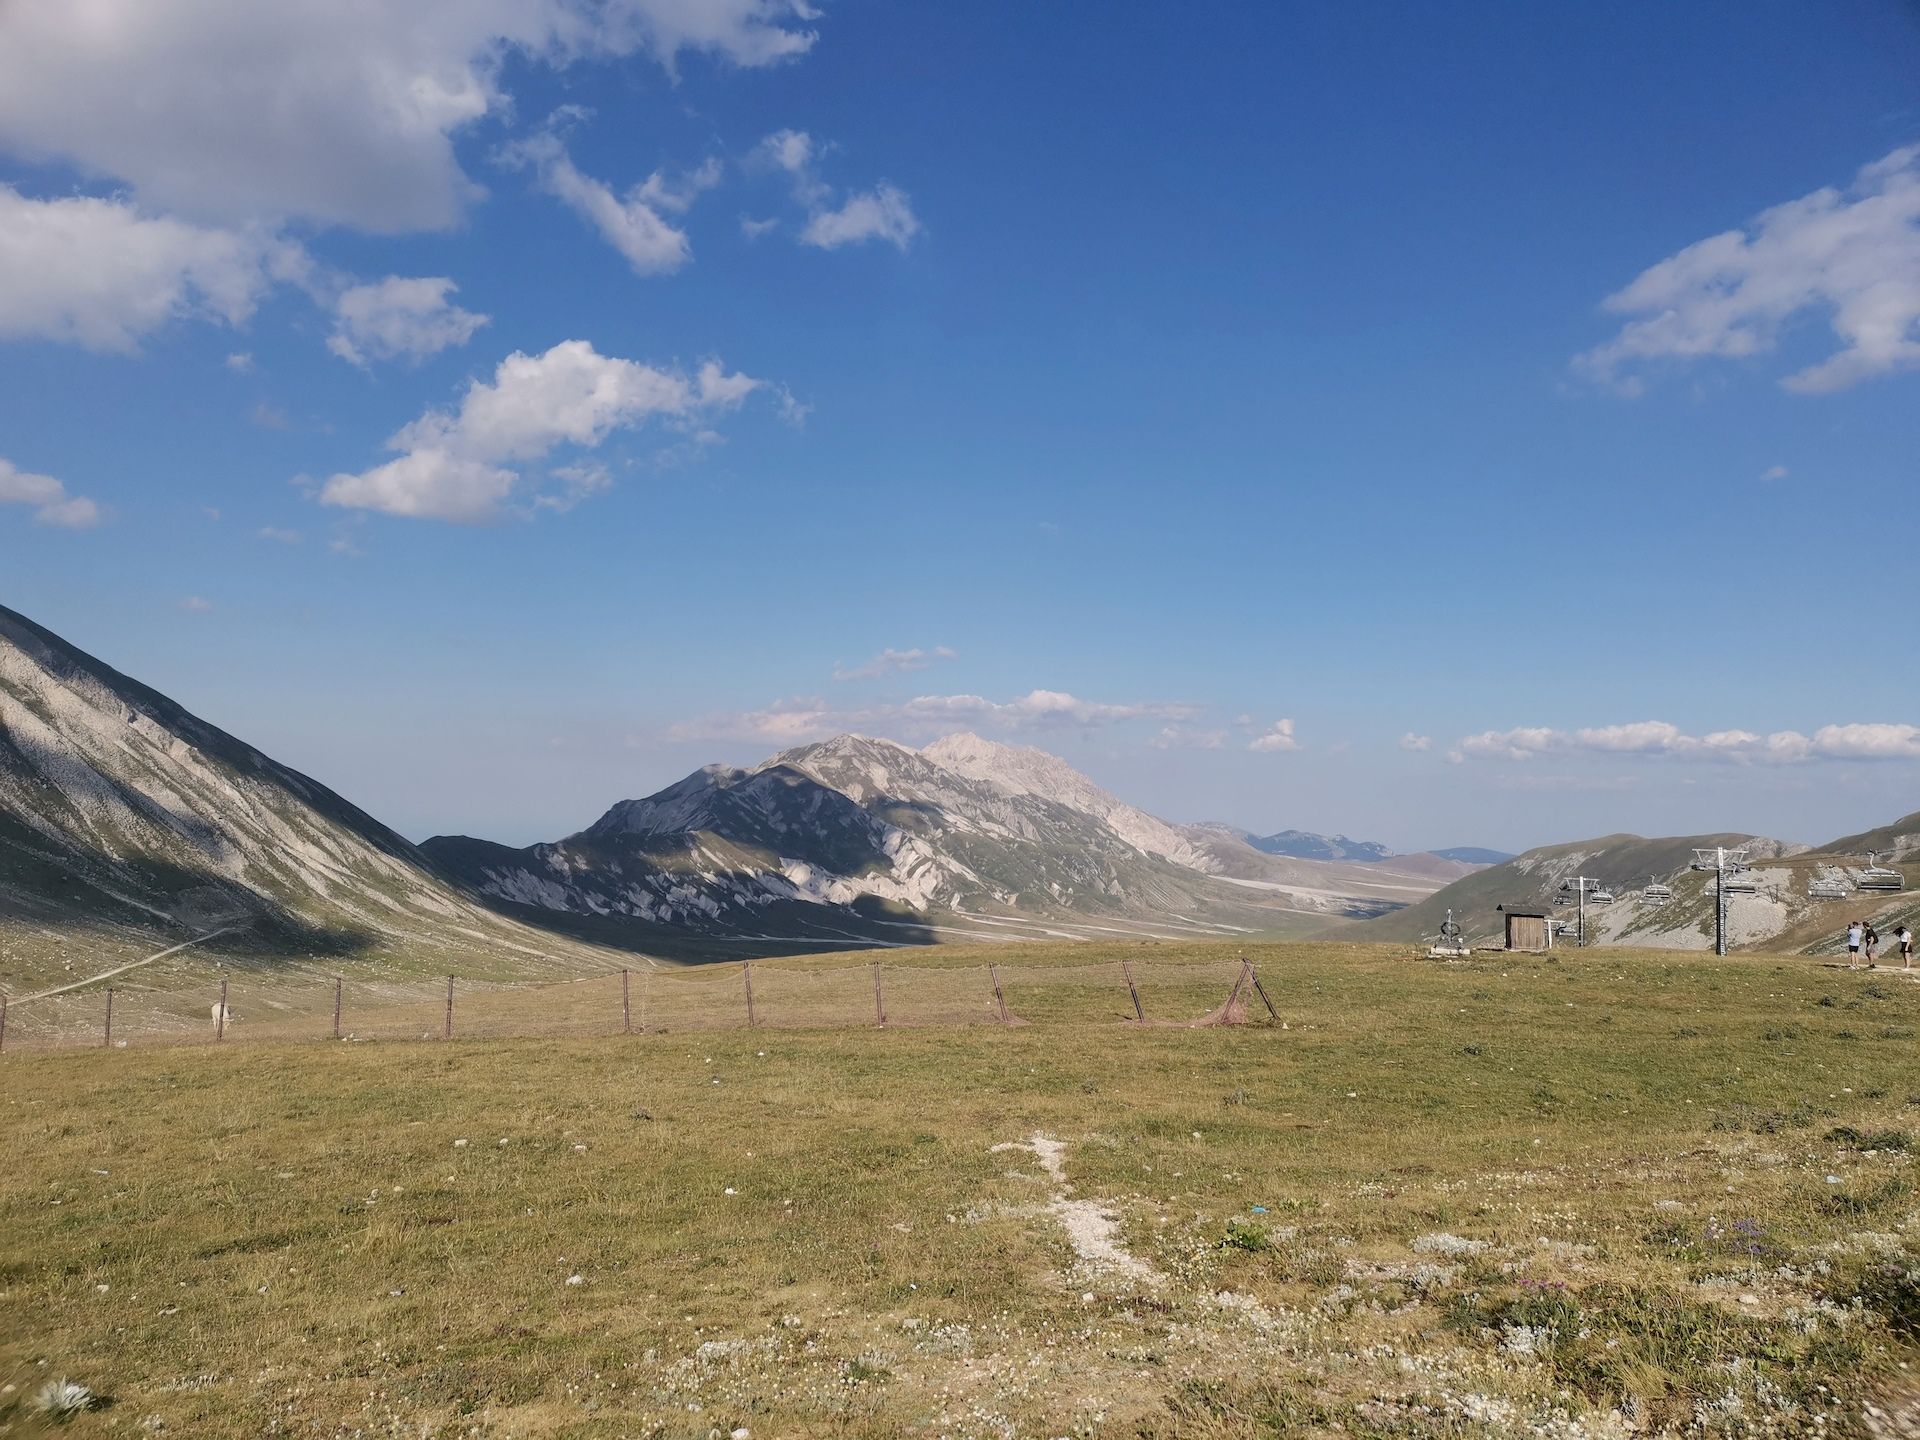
xmin=2 ymin=940 xmax=1917 ymax=1437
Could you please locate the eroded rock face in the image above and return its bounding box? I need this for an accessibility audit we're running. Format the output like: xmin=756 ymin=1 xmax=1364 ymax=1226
xmin=425 ymin=731 xmax=1454 ymax=947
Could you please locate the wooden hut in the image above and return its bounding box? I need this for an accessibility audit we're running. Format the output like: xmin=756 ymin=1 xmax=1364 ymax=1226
xmin=1497 ymin=904 xmax=1553 ymax=953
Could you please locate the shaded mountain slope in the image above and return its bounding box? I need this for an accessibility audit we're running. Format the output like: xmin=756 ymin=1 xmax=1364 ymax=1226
xmin=0 ymin=603 xmax=615 ymax=990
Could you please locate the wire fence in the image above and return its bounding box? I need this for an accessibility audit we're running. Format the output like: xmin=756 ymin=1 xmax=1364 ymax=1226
xmin=0 ymin=955 xmax=1283 ymax=1056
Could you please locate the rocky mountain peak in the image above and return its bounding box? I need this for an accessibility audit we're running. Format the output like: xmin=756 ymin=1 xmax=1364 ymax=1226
xmin=921 ymin=730 xmax=1206 ymax=869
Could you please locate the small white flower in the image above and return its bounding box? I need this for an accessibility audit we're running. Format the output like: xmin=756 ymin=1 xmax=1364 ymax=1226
xmin=565 ymin=1274 xmax=584 ymax=1286
xmin=453 ymin=1139 xmax=468 ymax=1148
xmin=724 ymin=1187 xmax=738 ymax=1196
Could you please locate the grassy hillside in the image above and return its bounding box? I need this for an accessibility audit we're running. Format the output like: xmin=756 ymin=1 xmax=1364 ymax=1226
xmin=1346 ymin=832 xmax=1783 ymax=946
xmin=1812 ymin=810 xmax=1920 ymax=864
xmin=3 ymin=939 xmax=1917 ymax=1437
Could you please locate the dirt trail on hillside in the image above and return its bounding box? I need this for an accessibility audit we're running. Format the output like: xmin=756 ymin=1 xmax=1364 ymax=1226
xmin=15 ymin=928 xmax=232 ymax=1003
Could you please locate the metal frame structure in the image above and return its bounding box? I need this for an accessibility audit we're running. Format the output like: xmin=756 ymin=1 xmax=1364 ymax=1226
xmin=1427 ymin=907 xmax=1470 ymax=959
xmin=1640 ymin=879 xmax=1674 ymax=905
xmin=1552 ymin=875 xmax=1607 ymax=947
xmin=1807 ymin=869 xmax=1850 ymax=901
xmin=1690 ymin=846 xmax=1751 ymax=956
xmin=1859 ymin=850 xmax=1905 ymax=893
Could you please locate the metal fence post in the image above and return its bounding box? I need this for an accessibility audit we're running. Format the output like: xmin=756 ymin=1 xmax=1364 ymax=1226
xmin=988 ymin=964 xmax=1011 ymax=1025
xmin=332 ymin=976 xmax=342 ymax=1040
xmin=1247 ymin=964 xmax=1278 ymax=1021
xmin=743 ymin=962 xmax=757 ymax=1028
xmin=872 ymin=962 xmax=886 ymax=1028
xmin=0 ymin=993 xmax=8 ymax=1054
xmin=622 ymin=968 xmax=632 ymax=1034
xmin=104 ymin=987 xmax=114 ymax=1048
xmin=444 ymin=975 xmax=454 ymax=1040
xmin=215 ymin=978 xmax=228 ymax=1041
xmin=1121 ymin=958 xmax=1144 ymax=1022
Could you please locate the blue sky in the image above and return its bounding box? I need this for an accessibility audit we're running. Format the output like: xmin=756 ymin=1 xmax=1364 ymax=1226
xmin=3 ymin=1 xmax=1918 ymax=852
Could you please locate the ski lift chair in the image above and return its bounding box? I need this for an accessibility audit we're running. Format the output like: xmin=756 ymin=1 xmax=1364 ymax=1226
xmin=1807 ymin=872 xmax=1850 ymax=901
xmin=1859 ymin=851 xmax=1905 ymax=892
xmin=1641 ymin=881 xmax=1674 ymax=905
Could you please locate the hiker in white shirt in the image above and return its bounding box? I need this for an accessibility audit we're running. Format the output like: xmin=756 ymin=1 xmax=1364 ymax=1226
xmin=1846 ymin=921 xmax=1863 ymax=962
xmin=1898 ymin=924 xmax=1914 ymax=970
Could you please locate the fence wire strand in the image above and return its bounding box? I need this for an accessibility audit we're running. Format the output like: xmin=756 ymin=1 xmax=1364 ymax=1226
xmin=1 ymin=953 xmax=1279 ymax=1054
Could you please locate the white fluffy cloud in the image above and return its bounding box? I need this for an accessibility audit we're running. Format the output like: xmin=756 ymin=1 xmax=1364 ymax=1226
xmin=832 ymin=646 xmax=958 ymax=682
xmin=320 ymin=339 xmax=762 ymax=521
xmin=506 ymin=130 xmax=709 ymax=275
xmin=1456 ymin=721 xmax=1920 ymax=763
xmin=1578 ymin=145 xmax=1920 ymax=393
xmin=0 ymin=187 xmax=294 ymax=351
xmin=755 ymin=128 xmax=921 ymax=250
xmin=1399 ymin=732 xmax=1433 ymax=752
xmin=328 ymin=276 xmax=489 ymax=365
xmin=0 ymin=191 xmax=491 ymax=364
xmin=758 ymin=128 xmax=818 ymax=182
xmin=800 ymin=183 xmax=921 ymax=251
xmin=0 ymin=1 xmax=819 ymax=232
xmin=1247 ymin=719 xmax=1300 ymax=753
xmin=0 ymin=457 xmax=102 ymax=528
xmin=670 ymin=689 xmax=1199 ymax=744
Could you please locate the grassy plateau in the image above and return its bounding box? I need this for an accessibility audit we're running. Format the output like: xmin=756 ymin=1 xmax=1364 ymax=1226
xmin=2 ymin=940 xmax=1918 ymax=1438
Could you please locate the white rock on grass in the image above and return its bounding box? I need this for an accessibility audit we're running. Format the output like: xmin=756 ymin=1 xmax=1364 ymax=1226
xmin=34 ymin=1380 xmax=98 ymax=1418
xmin=1412 ymin=1232 xmax=1489 ymax=1257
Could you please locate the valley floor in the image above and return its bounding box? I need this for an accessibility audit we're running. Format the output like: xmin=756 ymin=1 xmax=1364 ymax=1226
xmin=3 ymin=942 xmax=1918 ymax=1438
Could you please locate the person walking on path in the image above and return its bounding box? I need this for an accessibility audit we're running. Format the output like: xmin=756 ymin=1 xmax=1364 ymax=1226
xmin=1847 ymin=920 xmax=1864 ymax=963
xmin=1896 ymin=923 xmax=1913 ymax=970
